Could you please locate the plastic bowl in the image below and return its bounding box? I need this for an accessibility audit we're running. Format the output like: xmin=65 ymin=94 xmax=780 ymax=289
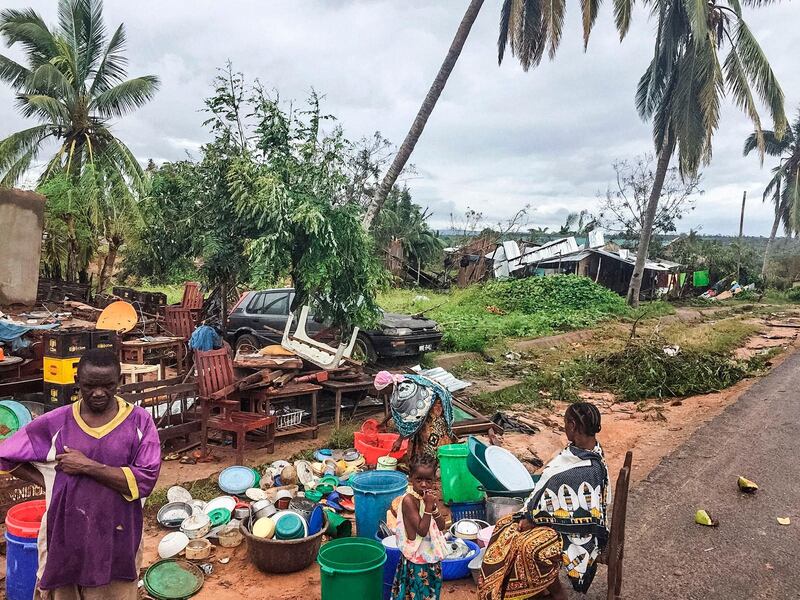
xmin=354 ymin=432 xmax=409 ymax=467
xmin=441 ymin=540 xmax=481 ymax=581
xmin=466 ymin=437 xmax=505 ymax=491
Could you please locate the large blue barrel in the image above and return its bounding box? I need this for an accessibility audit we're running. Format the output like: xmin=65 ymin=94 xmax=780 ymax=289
xmin=350 ymin=471 xmax=407 ymax=540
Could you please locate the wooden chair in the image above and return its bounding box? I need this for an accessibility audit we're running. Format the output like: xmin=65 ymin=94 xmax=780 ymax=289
xmin=195 ymin=348 xmax=275 ymax=464
xmin=181 ymin=281 xmax=204 ymax=310
xmin=163 ymin=306 xmax=197 ymax=341
xmin=597 ymin=450 xmax=633 ymax=600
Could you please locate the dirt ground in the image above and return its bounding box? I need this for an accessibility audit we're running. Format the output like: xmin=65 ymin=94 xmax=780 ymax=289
xmin=137 ymin=318 xmax=800 ymax=600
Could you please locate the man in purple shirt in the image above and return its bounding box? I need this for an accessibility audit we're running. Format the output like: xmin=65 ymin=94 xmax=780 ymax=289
xmin=0 ymin=349 xmax=161 ymax=599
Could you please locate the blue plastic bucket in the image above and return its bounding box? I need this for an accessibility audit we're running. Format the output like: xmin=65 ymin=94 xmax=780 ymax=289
xmin=5 ymin=531 xmax=39 ymax=600
xmin=350 ymin=471 xmax=407 ymax=540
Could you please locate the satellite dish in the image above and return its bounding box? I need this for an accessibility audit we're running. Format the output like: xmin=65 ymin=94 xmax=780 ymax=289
xmin=96 ymin=301 xmax=138 ymax=333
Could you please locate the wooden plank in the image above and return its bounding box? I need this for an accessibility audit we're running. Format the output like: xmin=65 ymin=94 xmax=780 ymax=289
xmin=158 ymin=420 xmax=201 ymax=442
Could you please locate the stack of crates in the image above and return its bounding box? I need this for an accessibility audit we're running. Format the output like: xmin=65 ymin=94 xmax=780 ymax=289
xmin=43 ymin=329 xmax=120 ymax=409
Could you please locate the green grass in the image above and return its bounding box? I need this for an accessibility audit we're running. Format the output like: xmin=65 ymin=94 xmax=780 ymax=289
xmin=135 ymin=283 xmax=186 ymax=304
xmin=379 ymin=276 xmax=670 ymax=353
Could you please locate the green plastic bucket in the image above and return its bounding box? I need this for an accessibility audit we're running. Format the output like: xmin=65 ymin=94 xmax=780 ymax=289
xmin=438 ymin=443 xmax=484 ymax=504
xmin=318 ymin=538 xmax=386 ymax=600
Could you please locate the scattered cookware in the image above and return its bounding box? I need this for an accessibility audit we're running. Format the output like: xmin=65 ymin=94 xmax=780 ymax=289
xmin=245 ymin=487 xmax=266 ymax=502
xmin=143 ymin=559 xmax=205 ymax=600
xmin=334 ymin=485 xmax=353 ymax=498
xmin=158 ymin=531 xmax=190 ymax=559
xmin=218 ymin=524 xmax=244 ymax=548
xmin=450 ymin=519 xmax=490 ymax=541
xmin=207 ymin=508 xmax=231 ymax=527
xmin=185 ymin=538 xmax=215 ymax=561
xmin=252 ymin=516 xmax=276 ymax=539
xmin=486 ymin=497 xmax=524 ymax=525
xmin=219 ymin=466 xmax=258 ymax=495
xmin=166 ymin=485 xmax=193 ymax=504
xmin=377 ymin=456 xmax=398 ymax=470
xmin=157 ymin=502 xmax=193 ymax=529
xmin=204 ymin=496 xmax=237 ymax=515
xmin=251 ymin=499 xmax=277 ymax=520
xmin=233 ymin=504 xmax=251 ymax=521
xmin=288 ymin=497 xmax=316 ymax=521
xmin=181 ymin=512 xmax=212 ymax=540
xmin=275 ymin=489 xmax=293 ymax=510
xmin=273 ymin=511 xmax=307 ymax=540
xmin=188 ymin=499 xmax=207 ymax=516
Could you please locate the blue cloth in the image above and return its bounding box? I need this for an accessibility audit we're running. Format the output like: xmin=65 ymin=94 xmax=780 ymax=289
xmin=189 ymin=325 xmax=222 ymax=351
xmin=0 ymin=320 xmax=59 ymax=351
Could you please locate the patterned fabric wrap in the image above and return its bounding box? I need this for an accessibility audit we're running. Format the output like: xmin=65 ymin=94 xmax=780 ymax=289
xmin=395 ymin=492 xmax=449 ymax=564
xmin=389 ymin=375 xmax=454 ymax=439
xmin=391 ymin=558 xmax=442 ymax=600
xmin=522 ymin=443 xmax=610 ymax=593
xmin=478 ymin=515 xmax=562 ymax=600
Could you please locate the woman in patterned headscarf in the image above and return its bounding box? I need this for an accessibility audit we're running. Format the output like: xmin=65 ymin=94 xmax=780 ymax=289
xmin=373 ymin=371 xmax=458 ymax=462
xmin=478 ymin=402 xmax=610 ymax=600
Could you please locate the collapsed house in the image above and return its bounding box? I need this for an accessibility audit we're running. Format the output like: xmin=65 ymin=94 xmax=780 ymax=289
xmin=486 ymin=234 xmax=683 ymax=299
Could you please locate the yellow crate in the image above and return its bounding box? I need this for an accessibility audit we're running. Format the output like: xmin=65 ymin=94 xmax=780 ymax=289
xmin=43 ymin=356 xmax=81 ymax=384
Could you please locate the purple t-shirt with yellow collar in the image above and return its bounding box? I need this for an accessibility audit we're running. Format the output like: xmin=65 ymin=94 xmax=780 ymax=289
xmin=0 ymin=398 xmax=161 ymax=589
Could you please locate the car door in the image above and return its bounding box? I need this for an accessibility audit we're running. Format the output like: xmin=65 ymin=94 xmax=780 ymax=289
xmin=245 ymin=291 xmax=291 ymax=342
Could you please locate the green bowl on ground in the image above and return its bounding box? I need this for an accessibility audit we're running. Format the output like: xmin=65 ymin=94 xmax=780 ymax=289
xmin=466 ymin=436 xmax=505 ymax=491
xmin=207 ymin=508 xmax=231 ymax=527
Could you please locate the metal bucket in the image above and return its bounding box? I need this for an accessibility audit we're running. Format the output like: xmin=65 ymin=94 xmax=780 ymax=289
xmin=486 ymin=497 xmax=524 ymax=525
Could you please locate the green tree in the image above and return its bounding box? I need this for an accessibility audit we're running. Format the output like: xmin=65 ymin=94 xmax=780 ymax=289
xmin=0 ymin=0 xmax=159 ymax=189
xmin=372 ymin=186 xmax=443 ymax=274
xmin=743 ymin=110 xmax=800 ymax=278
xmin=625 ymin=0 xmax=786 ymax=306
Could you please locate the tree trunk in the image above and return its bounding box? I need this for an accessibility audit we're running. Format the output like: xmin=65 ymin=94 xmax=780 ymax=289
xmin=761 ymin=207 xmax=781 ymax=279
xmin=98 ymin=240 xmax=120 ymax=293
xmin=627 ymin=134 xmax=676 ymax=307
xmin=362 ymin=0 xmax=486 ymax=229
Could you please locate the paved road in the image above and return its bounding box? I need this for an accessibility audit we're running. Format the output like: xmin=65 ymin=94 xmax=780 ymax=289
xmin=584 ymin=349 xmax=800 ymax=600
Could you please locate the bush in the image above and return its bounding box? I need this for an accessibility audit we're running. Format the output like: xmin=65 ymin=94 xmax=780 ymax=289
xmin=786 ymin=287 xmax=800 ymax=302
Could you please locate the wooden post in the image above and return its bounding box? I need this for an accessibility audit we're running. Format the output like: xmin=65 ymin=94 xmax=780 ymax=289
xmin=737 ymin=190 xmax=747 ymax=281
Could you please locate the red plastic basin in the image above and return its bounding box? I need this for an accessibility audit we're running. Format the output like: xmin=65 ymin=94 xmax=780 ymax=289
xmin=354 ymin=432 xmax=409 ymax=467
xmin=6 ymin=499 xmax=46 ymax=539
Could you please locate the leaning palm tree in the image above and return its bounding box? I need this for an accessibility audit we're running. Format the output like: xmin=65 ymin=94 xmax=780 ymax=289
xmin=743 ymin=112 xmax=800 ymax=278
xmin=364 ymin=0 xmax=636 ymax=230
xmin=625 ymin=0 xmax=787 ymax=306
xmin=0 ymin=0 xmax=159 ymax=190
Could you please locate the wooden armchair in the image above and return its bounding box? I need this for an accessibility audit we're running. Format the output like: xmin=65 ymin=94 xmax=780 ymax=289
xmin=195 ymin=348 xmax=275 ymax=464
xmin=597 ymin=450 xmax=633 ymax=600
xmin=163 ymin=306 xmax=197 ymax=341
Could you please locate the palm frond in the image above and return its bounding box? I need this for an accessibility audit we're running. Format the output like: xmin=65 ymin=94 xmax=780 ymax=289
xmin=733 ymin=20 xmax=787 ymax=137
xmin=90 ymin=23 xmax=127 ymax=94
xmin=0 ymin=8 xmax=58 ymax=67
xmin=724 ymin=42 xmax=764 ymax=159
xmin=15 ymin=93 xmax=70 ymax=124
xmin=683 ymin=0 xmax=709 ymax=40
xmin=26 ymin=63 xmax=75 ymax=102
xmin=0 ymin=145 xmax=39 ymax=188
xmin=613 ymin=0 xmax=634 ymax=40
xmin=90 ymin=75 xmax=159 ymax=118
xmin=498 ymin=0 xmax=512 ymax=64
xmin=543 ymin=0 xmax=567 ymax=59
xmin=581 ymin=0 xmax=601 ymax=49
xmin=0 ymin=54 xmax=31 ymax=88
xmin=0 ymin=124 xmax=53 ymax=175
xmin=98 ymin=136 xmax=146 ymax=193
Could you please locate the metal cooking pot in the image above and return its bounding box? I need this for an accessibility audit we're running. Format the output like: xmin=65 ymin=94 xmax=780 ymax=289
xmin=251 ymin=499 xmax=277 ymax=521
xmin=486 ymin=497 xmax=524 ymax=525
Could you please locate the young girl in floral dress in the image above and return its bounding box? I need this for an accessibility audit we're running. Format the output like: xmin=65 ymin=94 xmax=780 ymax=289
xmin=391 ymin=455 xmax=449 ymax=600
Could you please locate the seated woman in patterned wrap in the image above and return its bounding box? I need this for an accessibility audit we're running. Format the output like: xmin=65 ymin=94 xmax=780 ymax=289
xmin=478 ymin=402 xmax=610 ymax=600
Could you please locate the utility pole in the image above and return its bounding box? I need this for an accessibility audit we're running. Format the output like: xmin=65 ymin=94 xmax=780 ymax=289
xmin=737 ymin=190 xmax=747 ymax=281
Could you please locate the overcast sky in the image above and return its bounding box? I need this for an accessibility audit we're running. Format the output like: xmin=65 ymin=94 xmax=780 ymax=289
xmin=1 ymin=0 xmax=797 ymax=235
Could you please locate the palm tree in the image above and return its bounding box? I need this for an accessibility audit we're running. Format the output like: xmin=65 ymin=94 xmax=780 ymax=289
xmin=363 ymin=0 xmax=485 ymax=229
xmin=0 ymin=0 xmax=159 ymax=190
xmin=625 ymin=0 xmax=786 ymax=306
xmin=743 ymin=111 xmax=800 ymax=278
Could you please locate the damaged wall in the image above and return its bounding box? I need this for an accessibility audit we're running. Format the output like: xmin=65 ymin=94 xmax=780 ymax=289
xmin=0 ymin=188 xmax=45 ymax=306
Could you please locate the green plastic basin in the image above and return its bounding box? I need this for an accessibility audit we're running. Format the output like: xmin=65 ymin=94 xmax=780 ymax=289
xmin=466 ymin=436 xmax=505 ymax=491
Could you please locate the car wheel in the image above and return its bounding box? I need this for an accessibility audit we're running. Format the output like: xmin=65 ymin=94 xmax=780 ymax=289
xmin=235 ymin=334 xmax=261 ymax=354
xmin=352 ymin=334 xmax=377 ymax=364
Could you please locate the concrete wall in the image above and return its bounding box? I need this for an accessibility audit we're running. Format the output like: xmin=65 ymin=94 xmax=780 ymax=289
xmin=0 ymin=188 xmax=45 ymax=306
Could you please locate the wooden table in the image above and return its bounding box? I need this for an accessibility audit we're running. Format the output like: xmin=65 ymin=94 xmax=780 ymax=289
xmin=121 ymin=336 xmax=187 ymax=375
xmin=320 ymin=376 xmax=377 ymax=429
xmin=251 ymin=382 xmax=321 ymax=439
